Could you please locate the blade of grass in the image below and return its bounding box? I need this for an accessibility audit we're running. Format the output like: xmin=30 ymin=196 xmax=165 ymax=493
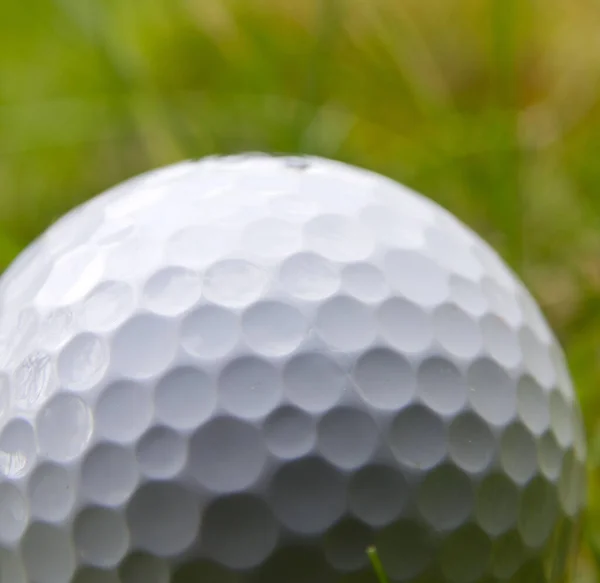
xmin=367 ymin=546 xmax=390 ymax=583
xmin=291 ymin=0 xmax=341 ymax=152
xmin=488 ymin=0 xmax=529 ymax=273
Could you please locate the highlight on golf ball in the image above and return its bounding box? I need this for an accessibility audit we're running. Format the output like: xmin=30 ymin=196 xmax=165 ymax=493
xmin=0 ymin=153 xmax=587 ymax=582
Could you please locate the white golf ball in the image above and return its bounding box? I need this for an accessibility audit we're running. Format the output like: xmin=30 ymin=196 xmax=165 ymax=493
xmin=0 ymin=153 xmax=587 ymax=583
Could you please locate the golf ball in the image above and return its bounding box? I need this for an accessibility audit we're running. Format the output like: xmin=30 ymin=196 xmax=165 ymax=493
xmin=0 ymin=154 xmax=587 ymax=583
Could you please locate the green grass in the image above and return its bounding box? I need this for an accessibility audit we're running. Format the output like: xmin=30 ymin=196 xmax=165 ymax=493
xmin=368 ymin=547 xmax=391 ymax=583
xmin=2 ymin=0 xmax=600 ymax=579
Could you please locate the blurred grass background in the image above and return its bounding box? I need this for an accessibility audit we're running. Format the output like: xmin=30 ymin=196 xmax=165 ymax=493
xmin=2 ymin=0 xmax=600 ymax=579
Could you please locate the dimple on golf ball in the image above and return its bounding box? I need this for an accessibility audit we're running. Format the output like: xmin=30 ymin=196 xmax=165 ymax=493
xmin=0 ymin=153 xmax=587 ymax=583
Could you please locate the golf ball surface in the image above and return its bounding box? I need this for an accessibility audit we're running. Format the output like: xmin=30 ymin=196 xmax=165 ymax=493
xmin=0 ymin=154 xmax=587 ymax=583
